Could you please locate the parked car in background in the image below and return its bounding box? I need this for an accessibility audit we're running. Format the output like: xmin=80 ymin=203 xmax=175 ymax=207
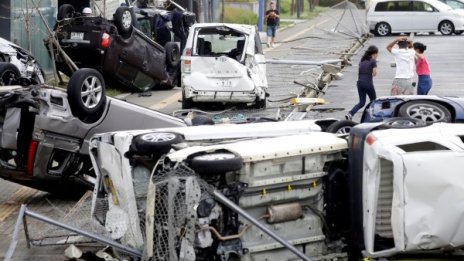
xmin=0 ymin=37 xmax=45 ymax=86
xmin=327 ymin=95 xmax=464 ymax=134
xmin=0 ymin=69 xmax=187 ymax=195
xmin=367 ymin=0 xmax=464 ymax=36
xmin=48 ymin=1 xmax=195 ymax=92
xmin=181 ymin=23 xmax=268 ymax=109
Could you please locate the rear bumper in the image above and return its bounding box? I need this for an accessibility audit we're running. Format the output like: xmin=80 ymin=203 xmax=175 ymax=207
xmin=189 ymin=90 xmax=259 ymax=103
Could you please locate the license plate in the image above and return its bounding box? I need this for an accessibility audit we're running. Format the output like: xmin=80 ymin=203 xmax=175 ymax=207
xmin=218 ymin=79 xmax=232 ymax=87
xmin=70 ymin=32 xmax=84 ymax=40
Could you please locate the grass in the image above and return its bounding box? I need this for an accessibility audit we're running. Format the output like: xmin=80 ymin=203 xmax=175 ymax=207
xmin=224 ymin=6 xmax=258 ymax=25
xmin=279 ymin=4 xmax=328 ymax=19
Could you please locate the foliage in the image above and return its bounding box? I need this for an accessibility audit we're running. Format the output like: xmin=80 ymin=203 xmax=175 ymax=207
xmin=224 ymin=6 xmax=258 ymax=25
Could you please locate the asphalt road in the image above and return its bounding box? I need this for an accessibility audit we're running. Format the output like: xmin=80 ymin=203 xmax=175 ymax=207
xmin=1 ymin=6 xmax=464 ymax=259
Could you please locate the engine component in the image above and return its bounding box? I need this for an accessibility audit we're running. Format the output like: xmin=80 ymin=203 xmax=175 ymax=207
xmin=266 ymin=202 xmax=303 ymax=224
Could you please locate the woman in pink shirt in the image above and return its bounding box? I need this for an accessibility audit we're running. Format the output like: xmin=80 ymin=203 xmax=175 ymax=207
xmin=413 ymin=42 xmax=432 ymax=95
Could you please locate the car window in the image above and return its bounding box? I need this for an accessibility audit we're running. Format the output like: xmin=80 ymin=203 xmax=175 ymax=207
xmin=194 ymin=27 xmax=246 ymax=56
xmin=413 ymin=1 xmax=435 ymax=11
xmin=444 ymin=0 xmax=464 ymax=8
xmin=376 ymin=1 xmax=411 ymax=11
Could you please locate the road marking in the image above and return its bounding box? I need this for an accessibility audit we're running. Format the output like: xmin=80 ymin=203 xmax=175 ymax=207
xmin=149 ymin=92 xmax=182 ymax=111
xmin=0 ymin=187 xmax=38 ymax=222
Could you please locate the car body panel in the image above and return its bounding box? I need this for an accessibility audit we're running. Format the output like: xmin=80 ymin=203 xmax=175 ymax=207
xmin=361 ymin=123 xmax=464 ymax=257
xmin=181 ymin=23 xmax=267 ymax=104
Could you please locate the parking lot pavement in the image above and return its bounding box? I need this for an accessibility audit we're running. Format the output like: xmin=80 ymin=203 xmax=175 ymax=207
xmin=313 ymin=33 xmax=464 ymax=122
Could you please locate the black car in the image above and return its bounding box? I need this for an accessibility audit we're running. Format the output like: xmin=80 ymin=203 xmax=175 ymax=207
xmin=48 ymin=1 xmax=195 ymax=91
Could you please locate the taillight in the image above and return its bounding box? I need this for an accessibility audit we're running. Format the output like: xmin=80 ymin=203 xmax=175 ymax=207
xmin=185 ymin=48 xmax=191 ymax=56
xmin=26 ymin=140 xmax=39 ymax=177
xmin=366 ymin=134 xmax=377 ymax=145
xmin=100 ymin=32 xmax=110 ymax=49
xmin=183 ymin=48 xmax=192 ymax=73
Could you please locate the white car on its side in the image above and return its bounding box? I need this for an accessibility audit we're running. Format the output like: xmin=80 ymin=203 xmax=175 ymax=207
xmin=180 ymin=23 xmax=268 ymax=109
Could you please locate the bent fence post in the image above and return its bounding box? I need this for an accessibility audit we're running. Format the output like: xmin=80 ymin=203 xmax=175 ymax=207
xmin=5 ymin=205 xmax=143 ymax=260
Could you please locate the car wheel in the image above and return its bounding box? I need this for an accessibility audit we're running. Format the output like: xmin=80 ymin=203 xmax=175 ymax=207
xmin=67 ymin=68 xmax=106 ymax=118
xmin=454 ymin=30 xmax=463 ymax=35
xmin=182 ymin=90 xmax=194 ymax=109
xmin=326 ymin=120 xmax=357 ymax=134
xmin=439 ymin=21 xmax=454 ymax=36
xmin=374 ymin=22 xmax=391 ymax=36
xmin=114 ymin=7 xmax=134 ymax=38
xmin=189 ymin=151 xmax=243 ymax=175
xmin=132 ymin=132 xmax=183 ymax=156
xmin=380 ymin=117 xmax=427 ymax=129
xmin=0 ymin=62 xmax=20 ymax=86
xmin=57 ymin=4 xmax=75 ymax=20
xmin=397 ymin=100 xmax=451 ymax=123
xmin=165 ymin=42 xmax=181 ymax=68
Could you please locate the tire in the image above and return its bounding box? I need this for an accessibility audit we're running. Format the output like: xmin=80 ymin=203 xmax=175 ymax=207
xmin=454 ymin=30 xmax=463 ymax=35
xmin=397 ymin=100 xmax=451 ymax=123
xmin=57 ymin=4 xmax=75 ymax=20
xmin=182 ymin=89 xmax=194 ymax=109
xmin=0 ymin=62 xmax=20 ymax=86
xmin=131 ymin=132 xmax=183 ymax=155
xmin=326 ymin=120 xmax=357 ymax=134
xmin=189 ymin=151 xmax=243 ymax=175
xmin=113 ymin=7 xmax=134 ymax=38
xmin=374 ymin=22 xmax=391 ymax=36
xmin=67 ymin=68 xmax=106 ymax=118
xmin=165 ymin=42 xmax=181 ymax=68
xmin=191 ymin=115 xmax=215 ymax=126
xmin=380 ymin=117 xmax=427 ymax=129
xmin=439 ymin=21 xmax=454 ymax=36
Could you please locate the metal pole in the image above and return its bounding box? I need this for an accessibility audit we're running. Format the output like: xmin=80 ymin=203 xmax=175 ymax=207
xmin=188 ymin=0 xmax=193 ymax=12
xmin=22 ymin=207 xmax=143 ymax=257
xmin=212 ymin=190 xmax=313 ymax=261
xmin=258 ymin=0 xmax=264 ymax=31
xmin=5 ymin=205 xmax=27 ymax=261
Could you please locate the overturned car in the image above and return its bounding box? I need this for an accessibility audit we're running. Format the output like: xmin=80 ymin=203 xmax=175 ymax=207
xmin=49 ymin=1 xmax=195 ymax=91
xmin=89 ymin=118 xmax=464 ymax=260
xmin=0 ymin=69 xmax=186 ymax=195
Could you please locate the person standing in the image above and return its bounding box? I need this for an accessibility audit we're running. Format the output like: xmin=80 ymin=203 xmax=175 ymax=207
xmin=386 ymin=37 xmax=416 ymax=95
xmin=346 ymin=45 xmax=379 ymax=120
xmin=264 ymin=1 xmax=279 ymax=48
xmin=413 ymin=42 xmax=432 ymax=95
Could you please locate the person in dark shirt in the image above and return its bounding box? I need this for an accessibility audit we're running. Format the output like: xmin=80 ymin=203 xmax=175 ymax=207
xmin=346 ymin=45 xmax=379 ymax=120
xmin=264 ymin=1 xmax=279 ymax=48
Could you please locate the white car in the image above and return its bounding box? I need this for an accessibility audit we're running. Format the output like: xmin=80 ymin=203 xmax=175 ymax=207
xmin=89 ymin=117 xmax=464 ymax=260
xmin=367 ymin=0 xmax=464 ymax=36
xmin=0 ymin=37 xmax=45 ymax=85
xmin=180 ymin=23 xmax=268 ymax=109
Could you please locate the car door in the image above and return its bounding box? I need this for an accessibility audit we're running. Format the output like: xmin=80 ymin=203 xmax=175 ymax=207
xmin=381 ymin=0 xmax=414 ymax=32
xmin=410 ymin=0 xmax=440 ymax=31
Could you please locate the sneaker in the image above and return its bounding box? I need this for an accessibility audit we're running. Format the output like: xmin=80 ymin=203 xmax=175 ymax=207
xmin=271 ymin=43 xmax=275 ymax=48
xmin=345 ymin=113 xmax=352 ymax=120
xmin=267 ymin=43 xmax=271 ymax=48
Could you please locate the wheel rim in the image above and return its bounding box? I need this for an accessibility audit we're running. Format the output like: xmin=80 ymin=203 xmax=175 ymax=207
xmin=122 ymin=11 xmax=132 ymax=29
xmin=141 ymin=132 xmax=177 ymax=143
xmin=195 ymin=152 xmax=235 ymax=161
xmin=405 ymin=103 xmax=446 ymax=122
xmin=0 ymin=70 xmax=17 ymax=86
xmin=377 ymin=24 xmax=389 ymax=36
xmin=440 ymin=23 xmax=452 ymax=35
xmin=80 ymin=75 xmax=103 ymax=109
xmin=335 ymin=126 xmax=353 ymax=135
xmin=385 ymin=119 xmax=418 ymax=127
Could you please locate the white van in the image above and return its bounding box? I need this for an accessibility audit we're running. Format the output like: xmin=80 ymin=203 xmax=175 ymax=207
xmin=367 ymin=0 xmax=464 ymax=35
